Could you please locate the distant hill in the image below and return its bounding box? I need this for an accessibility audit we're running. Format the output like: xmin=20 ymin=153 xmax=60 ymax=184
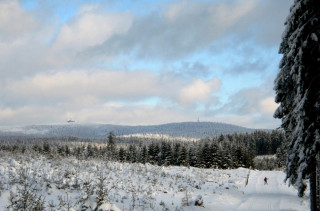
xmin=0 ymin=122 xmax=260 ymax=139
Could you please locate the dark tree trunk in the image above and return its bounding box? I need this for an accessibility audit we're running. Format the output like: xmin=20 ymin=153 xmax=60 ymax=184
xmin=310 ymin=165 xmax=319 ymax=211
xmin=317 ymin=152 xmax=320 ymax=211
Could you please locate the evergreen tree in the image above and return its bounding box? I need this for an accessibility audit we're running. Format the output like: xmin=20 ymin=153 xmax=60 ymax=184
xmin=42 ymin=141 xmax=50 ymax=154
xmin=173 ymin=143 xmax=181 ymax=165
xmin=195 ymin=144 xmax=205 ymax=168
xmin=93 ymin=145 xmax=99 ymax=157
xmin=148 ymin=142 xmax=160 ymax=165
xmin=243 ymin=148 xmax=255 ymax=169
xmin=201 ymin=142 xmax=212 ymax=168
xmin=140 ymin=144 xmax=148 ymax=164
xmin=127 ymin=144 xmax=137 ymax=163
xmin=107 ymin=131 xmax=117 ymax=160
xmin=188 ymin=147 xmax=197 ymax=167
xmin=274 ymin=0 xmax=320 ymax=209
xmin=160 ymin=142 xmax=172 ymax=166
xmin=209 ymin=142 xmax=219 ymax=168
xmin=65 ymin=145 xmax=70 ymax=156
xmin=276 ymin=143 xmax=287 ymax=168
xmin=255 ymin=131 xmax=268 ymax=155
xmin=159 ymin=142 xmax=166 ymax=166
xmin=118 ymin=147 xmax=126 ymax=162
xmin=57 ymin=145 xmax=64 ymax=156
xmin=87 ymin=144 xmax=93 ymax=158
xmin=233 ymin=146 xmax=244 ymax=168
xmin=153 ymin=143 xmax=160 ymax=165
xmin=218 ymin=134 xmax=225 ymax=142
xmin=270 ymin=131 xmax=284 ymax=154
xmin=148 ymin=142 xmax=155 ymax=164
xmin=179 ymin=145 xmax=189 ymax=166
xmin=218 ymin=143 xmax=233 ymax=169
xmin=107 ymin=132 xmax=116 ymax=149
xmin=75 ymin=146 xmax=82 ymax=159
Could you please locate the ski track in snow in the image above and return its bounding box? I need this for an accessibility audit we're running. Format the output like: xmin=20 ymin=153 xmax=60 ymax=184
xmin=237 ymin=170 xmax=308 ymax=211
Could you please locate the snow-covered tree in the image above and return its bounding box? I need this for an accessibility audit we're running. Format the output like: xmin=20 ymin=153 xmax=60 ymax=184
xmin=274 ymin=0 xmax=320 ymax=209
xmin=107 ymin=131 xmax=117 ymax=160
xmin=107 ymin=132 xmax=117 ymax=149
xmin=209 ymin=142 xmax=219 ymax=168
xmin=179 ymin=145 xmax=189 ymax=166
xmin=173 ymin=143 xmax=182 ymax=166
xmin=140 ymin=145 xmax=148 ymax=164
xmin=118 ymin=147 xmax=126 ymax=162
xmin=127 ymin=144 xmax=138 ymax=163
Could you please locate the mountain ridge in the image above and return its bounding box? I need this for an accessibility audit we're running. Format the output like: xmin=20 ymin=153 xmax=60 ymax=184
xmin=0 ymin=121 xmax=263 ymax=139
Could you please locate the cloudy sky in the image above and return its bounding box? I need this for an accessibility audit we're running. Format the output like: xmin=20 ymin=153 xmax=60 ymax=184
xmin=0 ymin=0 xmax=292 ymax=128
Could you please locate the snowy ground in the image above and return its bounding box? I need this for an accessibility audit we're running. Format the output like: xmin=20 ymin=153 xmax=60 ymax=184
xmin=0 ymin=153 xmax=309 ymax=211
xmin=217 ymin=170 xmax=309 ymax=211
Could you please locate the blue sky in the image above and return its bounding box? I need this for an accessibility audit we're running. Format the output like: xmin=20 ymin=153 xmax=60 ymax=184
xmin=0 ymin=0 xmax=292 ymax=128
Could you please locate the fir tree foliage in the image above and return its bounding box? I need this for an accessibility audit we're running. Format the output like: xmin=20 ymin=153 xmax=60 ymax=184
xmin=274 ymin=0 xmax=320 ymax=201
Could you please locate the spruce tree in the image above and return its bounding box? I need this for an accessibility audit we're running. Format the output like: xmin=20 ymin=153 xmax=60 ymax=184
xmin=154 ymin=143 xmax=160 ymax=165
xmin=179 ymin=145 xmax=189 ymax=166
xmin=159 ymin=142 xmax=167 ymax=166
xmin=202 ymin=142 xmax=212 ymax=168
xmin=64 ymin=145 xmax=70 ymax=156
xmin=107 ymin=131 xmax=117 ymax=160
xmin=127 ymin=144 xmax=137 ymax=163
xmin=233 ymin=146 xmax=244 ymax=168
xmin=107 ymin=132 xmax=116 ymax=150
xmin=118 ymin=147 xmax=126 ymax=162
xmin=87 ymin=144 xmax=93 ymax=158
xmin=210 ymin=142 xmax=219 ymax=169
xmin=140 ymin=145 xmax=148 ymax=164
xmin=173 ymin=143 xmax=181 ymax=165
xmin=195 ymin=144 xmax=206 ymax=168
xmin=148 ymin=142 xmax=155 ymax=164
xmin=274 ymin=0 xmax=320 ymax=209
xmin=162 ymin=142 xmax=173 ymax=166
xmin=188 ymin=147 xmax=197 ymax=167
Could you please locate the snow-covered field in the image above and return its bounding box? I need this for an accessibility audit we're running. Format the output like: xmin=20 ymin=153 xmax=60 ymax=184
xmin=0 ymin=152 xmax=309 ymax=211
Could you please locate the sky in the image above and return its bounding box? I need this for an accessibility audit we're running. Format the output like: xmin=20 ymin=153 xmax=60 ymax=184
xmin=0 ymin=0 xmax=292 ymax=129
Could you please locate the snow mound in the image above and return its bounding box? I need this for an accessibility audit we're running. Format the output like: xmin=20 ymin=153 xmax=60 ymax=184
xmin=99 ymin=203 xmax=121 ymax=211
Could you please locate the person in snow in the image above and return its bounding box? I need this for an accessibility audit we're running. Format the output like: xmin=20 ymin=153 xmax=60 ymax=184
xmin=264 ymin=177 xmax=268 ymax=185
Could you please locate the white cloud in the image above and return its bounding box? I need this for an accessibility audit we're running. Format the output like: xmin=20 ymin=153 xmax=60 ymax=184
xmin=0 ymin=1 xmax=62 ymax=79
xmin=0 ymin=0 xmax=291 ymax=129
xmin=206 ymin=113 xmax=280 ymax=129
xmin=0 ymin=0 xmax=38 ymax=41
xmin=0 ymin=107 xmax=14 ymax=119
xmin=54 ymin=6 xmax=133 ymax=50
xmin=164 ymin=0 xmax=256 ymax=27
xmin=88 ymin=0 xmax=288 ymax=61
xmin=178 ymin=77 xmax=221 ymax=105
xmin=74 ymin=103 xmax=192 ymax=125
xmin=3 ymin=70 xmax=156 ymax=105
xmin=0 ymin=101 xmax=280 ymax=128
xmin=0 ymin=103 xmax=193 ymax=126
xmin=259 ymin=97 xmax=278 ymax=115
xmin=0 ymin=106 xmax=60 ymax=126
xmin=205 ymin=76 xmax=281 ymax=129
xmin=3 ymin=70 xmax=220 ymax=108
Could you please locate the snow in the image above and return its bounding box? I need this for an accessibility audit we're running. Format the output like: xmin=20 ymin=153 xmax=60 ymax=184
xmin=0 ymin=154 xmax=310 ymax=211
xmin=311 ymin=33 xmax=318 ymax=42
xmin=119 ymin=133 xmax=200 ymax=142
xmin=238 ymin=170 xmax=308 ymax=211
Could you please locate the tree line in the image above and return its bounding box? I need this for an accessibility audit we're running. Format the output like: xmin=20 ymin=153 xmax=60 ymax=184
xmin=0 ymin=130 xmax=286 ymax=170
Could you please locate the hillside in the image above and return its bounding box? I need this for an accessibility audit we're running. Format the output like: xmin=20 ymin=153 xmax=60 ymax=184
xmin=0 ymin=122 xmax=259 ymax=139
xmin=0 ymin=154 xmax=309 ymax=211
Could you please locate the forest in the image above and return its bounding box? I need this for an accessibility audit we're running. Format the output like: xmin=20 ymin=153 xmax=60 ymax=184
xmin=0 ymin=130 xmax=286 ymax=171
